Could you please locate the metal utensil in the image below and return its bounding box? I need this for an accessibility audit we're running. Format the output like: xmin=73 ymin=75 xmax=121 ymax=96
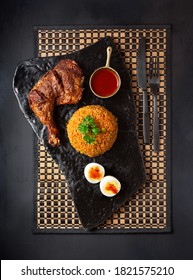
xmin=137 ymin=37 xmax=150 ymax=144
xmin=148 ymin=57 xmax=160 ymax=153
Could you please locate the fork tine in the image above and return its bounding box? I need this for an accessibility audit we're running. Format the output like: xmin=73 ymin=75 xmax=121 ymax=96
xmin=148 ymin=56 xmax=160 ymax=153
xmin=153 ymin=57 xmax=157 ymax=77
xmin=148 ymin=56 xmax=160 ymax=81
xmin=149 ymin=56 xmax=153 ymax=78
xmin=156 ymin=57 xmax=160 ymax=78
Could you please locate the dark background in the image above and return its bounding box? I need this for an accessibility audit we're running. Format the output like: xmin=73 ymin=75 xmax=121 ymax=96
xmin=0 ymin=0 xmax=193 ymax=260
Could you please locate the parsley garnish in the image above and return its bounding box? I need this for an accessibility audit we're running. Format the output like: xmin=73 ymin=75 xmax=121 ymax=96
xmin=78 ymin=115 xmax=101 ymax=144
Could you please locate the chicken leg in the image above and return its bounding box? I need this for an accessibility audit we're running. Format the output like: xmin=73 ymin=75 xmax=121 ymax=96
xmin=28 ymin=59 xmax=84 ymax=146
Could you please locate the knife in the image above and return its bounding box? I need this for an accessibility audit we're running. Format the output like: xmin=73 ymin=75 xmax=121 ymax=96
xmin=137 ymin=36 xmax=150 ymax=144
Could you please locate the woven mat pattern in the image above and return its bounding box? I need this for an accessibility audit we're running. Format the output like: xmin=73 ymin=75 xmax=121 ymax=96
xmin=36 ymin=27 xmax=168 ymax=231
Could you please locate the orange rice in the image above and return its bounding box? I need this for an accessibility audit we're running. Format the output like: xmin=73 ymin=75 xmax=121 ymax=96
xmin=67 ymin=105 xmax=118 ymax=157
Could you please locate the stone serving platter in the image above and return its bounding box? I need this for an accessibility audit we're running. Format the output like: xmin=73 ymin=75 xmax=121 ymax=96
xmin=13 ymin=36 xmax=146 ymax=230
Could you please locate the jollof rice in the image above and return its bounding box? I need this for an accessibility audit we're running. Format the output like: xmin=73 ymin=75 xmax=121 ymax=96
xmin=67 ymin=105 xmax=118 ymax=157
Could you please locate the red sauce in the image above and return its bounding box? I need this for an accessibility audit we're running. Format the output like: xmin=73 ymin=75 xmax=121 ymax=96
xmin=91 ymin=68 xmax=119 ymax=97
xmin=89 ymin=167 xmax=102 ymax=180
xmin=105 ymin=183 xmax=118 ymax=194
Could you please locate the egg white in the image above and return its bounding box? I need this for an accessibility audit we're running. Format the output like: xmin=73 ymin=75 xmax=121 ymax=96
xmin=84 ymin=163 xmax=105 ymax=184
xmin=100 ymin=176 xmax=121 ymax=197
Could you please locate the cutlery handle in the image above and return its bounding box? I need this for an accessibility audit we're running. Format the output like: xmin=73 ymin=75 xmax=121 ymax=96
xmin=143 ymin=90 xmax=150 ymax=144
xmin=105 ymin=46 xmax=112 ymax=68
xmin=153 ymin=94 xmax=159 ymax=152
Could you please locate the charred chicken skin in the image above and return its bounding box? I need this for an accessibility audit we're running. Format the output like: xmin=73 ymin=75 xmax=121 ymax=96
xmin=28 ymin=59 xmax=84 ymax=146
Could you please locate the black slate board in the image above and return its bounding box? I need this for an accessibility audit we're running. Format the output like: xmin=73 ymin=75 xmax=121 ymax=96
xmin=13 ymin=36 xmax=146 ymax=230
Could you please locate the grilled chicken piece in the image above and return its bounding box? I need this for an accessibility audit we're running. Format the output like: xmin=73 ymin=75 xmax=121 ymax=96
xmin=54 ymin=60 xmax=84 ymax=105
xmin=28 ymin=59 xmax=84 ymax=146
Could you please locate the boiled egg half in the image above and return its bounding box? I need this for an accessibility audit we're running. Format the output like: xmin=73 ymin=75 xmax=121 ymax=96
xmin=84 ymin=163 xmax=105 ymax=184
xmin=100 ymin=176 xmax=121 ymax=197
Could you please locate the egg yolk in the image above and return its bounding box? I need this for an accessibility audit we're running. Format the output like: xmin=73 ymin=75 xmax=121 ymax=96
xmin=105 ymin=182 xmax=119 ymax=194
xmin=88 ymin=167 xmax=102 ymax=180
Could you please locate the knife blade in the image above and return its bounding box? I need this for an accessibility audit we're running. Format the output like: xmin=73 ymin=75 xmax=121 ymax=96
xmin=137 ymin=36 xmax=150 ymax=144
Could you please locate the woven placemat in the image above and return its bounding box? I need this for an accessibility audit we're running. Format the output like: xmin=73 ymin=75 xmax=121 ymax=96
xmin=33 ymin=25 xmax=171 ymax=233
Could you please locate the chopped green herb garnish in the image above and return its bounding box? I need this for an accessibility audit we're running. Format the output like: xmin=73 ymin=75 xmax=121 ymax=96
xmin=78 ymin=115 xmax=101 ymax=144
xmin=83 ymin=134 xmax=96 ymax=144
xmin=78 ymin=123 xmax=89 ymax=134
xmin=92 ymin=127 xmax=100 ymax=136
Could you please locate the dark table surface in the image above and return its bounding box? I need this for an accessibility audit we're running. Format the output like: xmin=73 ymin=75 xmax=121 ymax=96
xmin=1 ymin=0 xmax=193 ymax=260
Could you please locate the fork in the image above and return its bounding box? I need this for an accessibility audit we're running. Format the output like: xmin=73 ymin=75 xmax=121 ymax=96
xmin=148 ymin=57 xmax=160 ymax=153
